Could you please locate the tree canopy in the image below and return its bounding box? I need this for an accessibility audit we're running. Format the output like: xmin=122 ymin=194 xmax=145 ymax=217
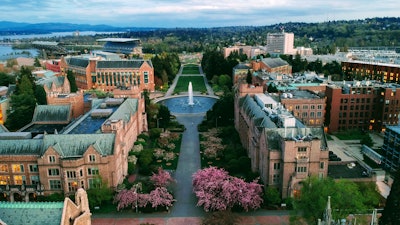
xmin=295 ymin=176 xmax=381 ymax=223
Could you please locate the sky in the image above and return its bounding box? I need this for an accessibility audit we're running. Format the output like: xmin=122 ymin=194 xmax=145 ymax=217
xmin=1 ymin=0 xmax=399 ymax=28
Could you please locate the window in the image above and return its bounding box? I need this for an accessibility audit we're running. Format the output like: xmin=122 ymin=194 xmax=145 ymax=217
xmin=317 ymin=112 xmax=322 ymax=118
xmin=0 ymin=176 xmax=10 ymax=185
xmin=88 ymin=178 xmax=101 ymax=189
xmin=89 ymin=155 xmax=96 ymax=162
xmin=0 ymin=164 xmax=8 ymax=173
xmin=274 ymin=163 xmax=280 ymax=170
xmin=310 ymin=112 xmax=315 ymax=118
xmin=87 ymin=168 xmax=99 ymax=176
xmin=320 ymin=162 xmax=325 ymax=169
xmin=273 ymin=174 xmax=280 ymax=184
xmin=48 ymin=168 xmax=60 ymax=176
xmin=298 ymin=147 xmax=307 ymax=152
xmin=80 ymin=169 xmax=83 ymax=177
xmin=12 ymin=164 xmax=24 ymax=173
xmin=29 ymin=164 xmax=38 ymax=173
xmin=295 ymin=105 xmax=300 ymax=110
xmin=302 ymin=112 xmax=308 ymax=117
xmin=49 ymin=180 xmax=62 ymax=190
xmin=68 ymin=181 xmax=78 ymax=192
xmin=66 ymin=171 xmax=76 ymax=178
xmin=14 ymin=175 xmax=26 ymax=185
xmin=296 ymin=166 xmax=307 ymax=173
xmin=49 ymin=155 xmax=56 ymax=163
xmin=31 ymin=175 xmax=40 ymax=185
xmin=144 ymin=71 xmax=149 ymax=83
xmin=311 ymin=105 xmax=315 ymax=110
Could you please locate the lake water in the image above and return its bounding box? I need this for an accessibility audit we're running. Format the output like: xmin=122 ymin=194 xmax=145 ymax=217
xmin=0 ymin=31 xmax=121 ymax=60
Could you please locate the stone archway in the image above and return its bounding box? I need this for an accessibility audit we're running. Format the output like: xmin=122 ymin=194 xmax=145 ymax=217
xmin=12 ymin=192 xmax=23 ymax=202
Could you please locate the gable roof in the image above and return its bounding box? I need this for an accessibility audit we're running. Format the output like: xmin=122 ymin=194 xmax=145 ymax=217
xmin=108 ymin=98 xmax=138 ymax=122
xmin=0 ymin=201 xmax=64 ymax=225
xmin=42 ymin=133 xmax=115 ymax=157
xmin=0 ymin=139 xmax=42 ymax=155
xmin=97 ymin=60 xmax=148 ymax=69
xmin=39 ymin=76 xmax=66 ymax=90
xmin=261 ymin=58 xmax=289 ymax=68
xmin=67 ymin=58 xmax=89 ymax=68
xmin=32 ymin=105 xmax=71 ymax=123
xmin=240 ymin=95 xmax=276 ymax=128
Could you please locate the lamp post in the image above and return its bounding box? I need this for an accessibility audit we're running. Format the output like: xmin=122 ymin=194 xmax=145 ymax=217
xmin=215 ymin=116 xmax=221 ymax=128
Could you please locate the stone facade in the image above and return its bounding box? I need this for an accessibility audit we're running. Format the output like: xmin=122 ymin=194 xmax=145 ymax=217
xmin=235 ymin=83 xmax=329 ymax=198
xmin=0 ymin=96 xmax=147 ymax=199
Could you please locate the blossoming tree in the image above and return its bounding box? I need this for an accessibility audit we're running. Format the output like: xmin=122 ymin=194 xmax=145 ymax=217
xmin=192 ymin=166 xmax=263 ymax=212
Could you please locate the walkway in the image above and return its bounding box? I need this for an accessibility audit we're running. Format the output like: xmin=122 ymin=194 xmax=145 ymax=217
xmin=92 ymin=64 xmax=291 ymax=225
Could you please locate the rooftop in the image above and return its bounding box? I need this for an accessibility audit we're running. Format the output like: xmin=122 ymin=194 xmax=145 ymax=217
xmin=97 ymin=38 xmax=140 ymax=43
xmin=0 ymin=201 xmax=63 ymax=225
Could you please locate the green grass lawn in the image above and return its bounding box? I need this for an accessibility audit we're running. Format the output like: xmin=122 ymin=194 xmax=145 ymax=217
xmin=181 ymin=65 xmax=200 ymax=74
xmin=174 ymin=76 xmax=207 ymax=94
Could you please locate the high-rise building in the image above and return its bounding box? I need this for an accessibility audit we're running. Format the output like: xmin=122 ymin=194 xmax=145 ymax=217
xmin=266 ymin=32 xmax=295 ymax=55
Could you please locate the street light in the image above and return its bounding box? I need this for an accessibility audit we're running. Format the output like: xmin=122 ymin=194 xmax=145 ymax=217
xmin=215 ymin=116 xmax=221 ymax=128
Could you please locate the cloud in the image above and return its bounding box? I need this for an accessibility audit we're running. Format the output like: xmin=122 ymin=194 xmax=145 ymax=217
xmin=0 ymin=0 xmax=399 ymax=27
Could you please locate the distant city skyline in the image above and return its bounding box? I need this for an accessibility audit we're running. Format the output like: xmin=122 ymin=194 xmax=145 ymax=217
xmin=1 ymin=0 xmax=399 ymax=28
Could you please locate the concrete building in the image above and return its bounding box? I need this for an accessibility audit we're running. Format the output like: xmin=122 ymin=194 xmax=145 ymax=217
xmin=223 ymin=45 xmax=266 ymax=59
xmin=232 ymin=63 xmax=252 ymax=84
xmin=325 ymin=80 xmax=400 ymax=133
xmin=266 ymin=32 xmax=295 ymax=55
xmin=382 ymin=125 xmax=400 ymax=172
xmin=97 ymin=38 xmax=142 ymax=56
xmin=234 ymin=83 xmax=329 ymax=198
xmin=59 ymin=55 xmax=155 ymax=92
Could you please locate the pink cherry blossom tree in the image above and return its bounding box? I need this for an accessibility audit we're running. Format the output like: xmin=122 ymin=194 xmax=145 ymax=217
xmin=192 ymin=166 xmax=263 ymax=212
xmin=149 ymin=187 xmax=175 ymax=208
xmin=150 ymin=167 xmax=175 ymax=187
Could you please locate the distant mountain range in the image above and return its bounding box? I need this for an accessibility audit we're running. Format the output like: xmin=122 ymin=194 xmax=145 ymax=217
xmin=0 ymin=21 xmax=157 ymax=35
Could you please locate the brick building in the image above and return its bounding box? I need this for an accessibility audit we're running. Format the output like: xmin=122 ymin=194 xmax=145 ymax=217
xmin=59 ymin=55 xmax=155 ymax=92
xmin=325 ymin=80 xmax=400 ymax=133
xmin=0 ymin=96 xmax=147 ymax=199
xmin=251 ymin=58 xmax=292 ymax=75
xmin=234 ymin=83 xmax=329 ymax=198
xmin=342 ymin=60 xmax=400 ymax=84
xmin=279 ymin=90 xmax=326 ymax=127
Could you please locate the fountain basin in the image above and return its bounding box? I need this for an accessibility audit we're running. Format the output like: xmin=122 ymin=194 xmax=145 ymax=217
xmin=160 ymin=96 xmax=217 ymax=114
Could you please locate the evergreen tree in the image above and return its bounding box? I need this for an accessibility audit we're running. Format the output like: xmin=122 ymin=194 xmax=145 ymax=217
xmin=67 ymin=70 xmax=78 ymax=92
xmin=246 ymin=69 xmax=252 ymax=84
xmin=379 ymin=170 xmax=400 ymax=225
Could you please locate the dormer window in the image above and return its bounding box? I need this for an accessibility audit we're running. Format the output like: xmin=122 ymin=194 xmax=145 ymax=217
xmin=49 ymin=155 xmax=56 ymax=163
xmin=89 ymin=155 xmax=96 ymax=162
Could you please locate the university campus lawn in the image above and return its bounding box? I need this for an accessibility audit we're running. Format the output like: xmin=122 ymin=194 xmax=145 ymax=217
xmin=174 ymin=76 xmax=207 ymax=94
xmin=181 ymin=64 xmax=200 ymax=74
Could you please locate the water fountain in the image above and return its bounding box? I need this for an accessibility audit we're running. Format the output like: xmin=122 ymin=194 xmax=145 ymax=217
xmin=158 ymin=81 xmax=218 ymax=114
xmin=188 ymin=82 xmax=194 ymax=106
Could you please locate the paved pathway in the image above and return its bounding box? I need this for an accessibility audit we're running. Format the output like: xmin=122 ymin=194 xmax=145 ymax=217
xmin=170 ymin=113 xmax=206 ymax=217
xmin=92 ymin=64 xmax=291 ymax=225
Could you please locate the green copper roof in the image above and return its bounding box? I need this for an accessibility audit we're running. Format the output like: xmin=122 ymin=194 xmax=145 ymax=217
xmin=32 ymin=105 xmax=71 ymax=123
xmin=42 ymin=133 xmax=115 ymax=157
xmin=0 ymin=201 xmax=63 ymax=225
xmin=0 ymin=139 xmax=42 ymax=155
xmin=108 ymin=98 xmax=138 ymax=122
